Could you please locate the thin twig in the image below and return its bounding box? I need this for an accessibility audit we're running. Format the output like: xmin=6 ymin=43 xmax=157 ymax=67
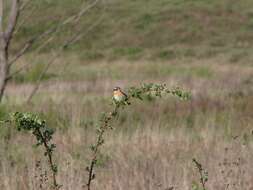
xmin=86 ymin=105 xmax=118 ymax=190
xmin=25 ymin=2 xmax=106 ymax=102
xmin=192 ymin=158 xmax=208 ymax=190
xmin=5 ymin=0 xmax=20 ymax=46
xmin=14 ymin=4 xmax=36 ymax=35
xmin=26 ymin=51 xmax=56 ymax=103
xmin=36 ymin=128 xmax=58 ymax=189
xmin=19 ymin=0 xmax=33 ymax=11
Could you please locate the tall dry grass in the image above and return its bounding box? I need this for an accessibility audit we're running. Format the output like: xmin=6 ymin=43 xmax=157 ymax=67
xmin=0 ymin=125 xmax=252 ymax=190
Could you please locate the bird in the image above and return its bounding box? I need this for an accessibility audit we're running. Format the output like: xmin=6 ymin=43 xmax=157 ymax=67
xmin=113 ymin=87 xmax=130 ymax=105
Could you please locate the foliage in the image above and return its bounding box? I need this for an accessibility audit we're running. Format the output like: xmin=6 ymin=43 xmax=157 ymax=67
xmin=128 ymin=83 xmax=190 ymax=101
xmin=10 ymin=112 xmax=60 ymax=189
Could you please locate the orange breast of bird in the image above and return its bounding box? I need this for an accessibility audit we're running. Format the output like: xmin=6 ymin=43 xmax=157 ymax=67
xmin=113 ymin=90 xmax=124 ymax=101
xmin=114 ymin=90 xmax=122 ymax=96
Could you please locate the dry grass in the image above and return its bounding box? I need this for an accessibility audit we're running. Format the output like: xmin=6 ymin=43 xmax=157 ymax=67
xmin=0 ymin=126 xmax=252 ymax=190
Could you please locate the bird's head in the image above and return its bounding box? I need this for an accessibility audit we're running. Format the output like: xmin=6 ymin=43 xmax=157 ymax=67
xmin=113 ymin=87 xmax=121 ymax=92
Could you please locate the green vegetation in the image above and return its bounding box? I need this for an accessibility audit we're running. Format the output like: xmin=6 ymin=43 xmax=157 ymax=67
xmin=12 ymin=0 xmax=253 ymax=62
xmin=10 ymin=112 xmax=59 ymax=188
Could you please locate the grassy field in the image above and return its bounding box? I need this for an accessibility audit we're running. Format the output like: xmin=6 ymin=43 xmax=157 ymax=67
xmin=0 ymin=0 xmax=253 ymax=189
xmin=9 ymin=0 xmax=253 ymax=62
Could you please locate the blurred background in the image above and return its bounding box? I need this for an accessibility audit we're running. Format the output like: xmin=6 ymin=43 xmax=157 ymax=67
xmin=0 ymin=0 xmax=253 ymax=189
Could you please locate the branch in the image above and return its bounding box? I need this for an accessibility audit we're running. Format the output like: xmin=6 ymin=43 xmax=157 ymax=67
xmin=86 ymin=105 xmax=118 ymax=190
xmin=8 ymin=38 xmax=34 ymax=66
xmin=7 ymin=7 xmax=104 ymax=82
xmin=192 ymin=158 xmax=208 ymax=190
xmin=19 ymin=0 xmax=33 ymax=12
xmin=5 ymin=0 xmax=20 ymax=45
xmin=25 ymin=3 xmax=106 ymax=102
xmin=36 ymin=128 xmax=58 ymax=189
xmin=8 ymin=29 xmax=56 ymax=67
xmin=63 ymin=13 xmax=105 ymax=49
xmin=9 ymin=0 xmax=100 ymax=66
xmin=6 ymin=36 xmax=55 ymax=81
xmin=14 ymin=4 xmax=36 ymax=35
xmin=10 ymin=112 xmax=60 ymax=189
xmin=26 ymin=51 xmax=56 ymax=103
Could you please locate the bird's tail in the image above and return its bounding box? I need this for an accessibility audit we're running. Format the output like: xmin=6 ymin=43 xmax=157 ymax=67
xmin=125 ymin=98 xmax=131 ymax=105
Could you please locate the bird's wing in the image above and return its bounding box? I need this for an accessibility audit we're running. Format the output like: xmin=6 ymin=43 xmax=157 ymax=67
xmin=121 ymin=91 xmax=128 ymax=98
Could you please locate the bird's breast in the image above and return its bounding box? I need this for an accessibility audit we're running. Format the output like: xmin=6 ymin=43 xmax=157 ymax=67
xmin=113 ymin=91 xmax=124 ymax=101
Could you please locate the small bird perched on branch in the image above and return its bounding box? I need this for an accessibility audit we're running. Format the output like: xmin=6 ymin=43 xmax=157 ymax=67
xmin=113 ymin=87 xmax=130 ymax=105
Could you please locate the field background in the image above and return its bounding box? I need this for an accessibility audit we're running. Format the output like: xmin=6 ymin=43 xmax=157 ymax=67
xmin=1 ymin=0 xmax=253 ymax=189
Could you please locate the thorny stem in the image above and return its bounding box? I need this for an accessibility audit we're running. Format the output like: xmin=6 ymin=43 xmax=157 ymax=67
xmin=192 ymin=158 xmax=208 ymax=190
xmin=86 ymin=105 xmax=119 ymax=190
xmin=7 ymin=112 xmax=60 ymax=188
xmin=36 ymin=128 xmax=59 ymax=189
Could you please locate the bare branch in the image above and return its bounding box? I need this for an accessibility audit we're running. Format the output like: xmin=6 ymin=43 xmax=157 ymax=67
xmin=6 ymin=37 xmax=54 ymax=81
xmin=72 ymin=0 xmax=100 ymax=23
xmin=59 ymin=15 xmax=105 ymax=74
xmin=26 ymin=51 xmax=57 ymax=103
xmin=14 ymin=4 xmax=36 ymax=35
xmin=9 ymin=0 xmax=100 ymax=66
xmin=5 ymin=0 xmax=20 ymax=45
xmin=8 ymin=2 xmax=104 ymax=81
xmin=8 ymin=38 xmax=33 ymax=66
xmin=63 ymin=14 xmax=104 ymax=49
xmin=5 ymin=62 xmax=28 ymax=82
xmin=26 ymin=3 xmax=105 ymax=102
xmin=0 ymin=0 xmax=9 ymax=102
xmin=19 ymin=0 xmax=32 ymax=12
